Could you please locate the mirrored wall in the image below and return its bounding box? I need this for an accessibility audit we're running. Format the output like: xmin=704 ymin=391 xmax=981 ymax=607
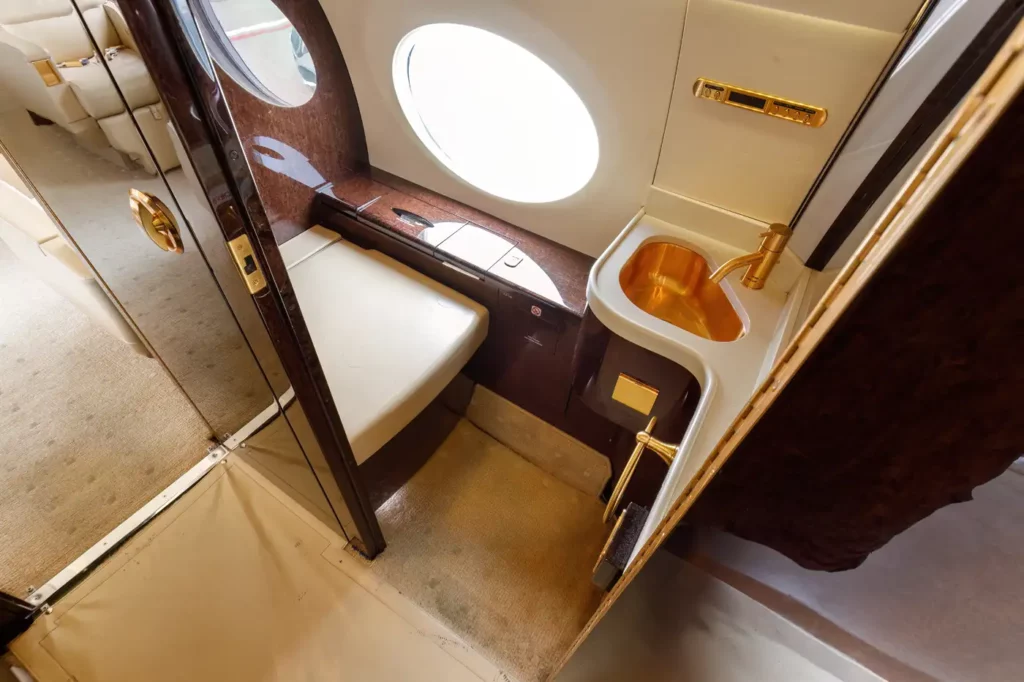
xmin=0 ymin=0 xmax=350 ymax=598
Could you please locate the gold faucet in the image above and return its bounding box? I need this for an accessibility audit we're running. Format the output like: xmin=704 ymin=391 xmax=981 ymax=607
xmin=708 ymin=222 xmax=792 ymax=290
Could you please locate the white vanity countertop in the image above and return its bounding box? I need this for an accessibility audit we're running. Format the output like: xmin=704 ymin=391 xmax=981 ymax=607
xmin=587 ymin=212 xmax=800 ymax=565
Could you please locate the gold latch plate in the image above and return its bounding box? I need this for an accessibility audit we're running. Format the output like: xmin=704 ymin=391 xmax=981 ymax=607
xmin=611 ymin=374 xmax=659 ymax=415
xmin=227 ymin=234 xmax=267 ymax=294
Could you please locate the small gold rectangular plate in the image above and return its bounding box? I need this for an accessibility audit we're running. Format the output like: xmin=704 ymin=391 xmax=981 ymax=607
xmin=32 ymin=59 xmax=61 ymax=87
xmin=693 ymin=77 xmax=827 ymax=127
xmin=227 ymin=234 xmax=267 ymax=294
xmin=611 ymin=374 xmax=659 ymax=415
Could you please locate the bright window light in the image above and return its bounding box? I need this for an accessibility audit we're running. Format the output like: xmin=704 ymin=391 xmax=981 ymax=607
xmin=393 ymin=24 xmax=599 ymax=204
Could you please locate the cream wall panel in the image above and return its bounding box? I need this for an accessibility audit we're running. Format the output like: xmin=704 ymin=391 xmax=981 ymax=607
xmin=654 ymin=0 xmax=901 ymax=228
xmin=789 ymin=0 xmax=1003 ymax=262
xmin=0 ymin=1 xmax=74 ymax=25
xmin=733 ymin=0 xmax=924 ymax=32
xmin=5 ymin=12 xmax=95 ymax=62
xmin=319 ymin=0 xmax=687 ymax=257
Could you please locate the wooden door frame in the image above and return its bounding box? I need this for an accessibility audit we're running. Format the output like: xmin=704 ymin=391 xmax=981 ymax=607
xmin=118 ymin=0 xmax=385 ymax=556
xmin=551 ymin=18 xmax=1024 ymax=679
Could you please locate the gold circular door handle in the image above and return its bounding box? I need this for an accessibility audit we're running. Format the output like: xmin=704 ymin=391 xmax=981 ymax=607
xmin=129 ymin=188 xmax=183 ymax=254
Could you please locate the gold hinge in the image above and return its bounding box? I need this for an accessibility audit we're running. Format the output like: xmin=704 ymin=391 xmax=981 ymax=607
xmin=227 ymin=234 xmax=267 ymax=294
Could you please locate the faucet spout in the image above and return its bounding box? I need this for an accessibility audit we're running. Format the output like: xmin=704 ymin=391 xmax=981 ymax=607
xmin=707 ymin=223 xmax=792 ymax=290
xmin=709 ymin=252 xmax=765 ymax=284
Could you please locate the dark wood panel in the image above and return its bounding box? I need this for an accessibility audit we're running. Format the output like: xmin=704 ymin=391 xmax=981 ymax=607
xmin=689 ymin=81 xmax=1024 ymax=571
xmin=212 ymin=0 xmax=368 ymax=244
xmin=570 ymin=310 xmax=701 ymax=508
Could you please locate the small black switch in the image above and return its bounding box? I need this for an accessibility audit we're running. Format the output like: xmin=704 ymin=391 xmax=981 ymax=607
xmin=243 ymin=255 xmax=257 ymax=275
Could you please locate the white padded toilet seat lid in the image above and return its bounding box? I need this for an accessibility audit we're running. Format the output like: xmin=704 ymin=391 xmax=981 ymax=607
xmin=280 ymin=225 xmax=488 ymax=464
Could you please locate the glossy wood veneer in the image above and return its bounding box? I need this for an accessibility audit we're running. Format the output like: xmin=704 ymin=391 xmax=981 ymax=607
xmin=213 ymin=0 xmax=368 ymax=245
xmin=321 ymin=170 xmax=592 ymax=316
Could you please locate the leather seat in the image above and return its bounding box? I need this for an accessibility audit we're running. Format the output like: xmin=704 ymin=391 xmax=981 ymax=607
xmin=280 ymin=226 xmax=489 ymax=463
xmin=0 ymin=154 xmax=150 ymax=356
xmin=62 ymin=50 xmax=159 ymax=119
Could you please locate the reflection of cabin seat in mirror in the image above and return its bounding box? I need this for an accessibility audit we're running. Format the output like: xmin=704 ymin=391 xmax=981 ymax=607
xmin=0 ymin=0 xmax=179 ymax=174
xmin=192 ymin=0 xmax=316 ymax=107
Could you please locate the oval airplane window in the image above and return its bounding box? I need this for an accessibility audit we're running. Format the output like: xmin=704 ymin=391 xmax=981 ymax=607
xmin=192 ymin=0 xmax=316 ymax=107
xmin=393 ymin=24 xmax=599 ymax=204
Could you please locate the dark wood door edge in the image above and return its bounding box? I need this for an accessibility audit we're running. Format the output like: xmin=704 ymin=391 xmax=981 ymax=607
xmin=119 ymin=0 xmax=385 ymax=555
xmin=1 ymin=592 xmax=34 ymax=647
xmin=804 ymin=0 xmax=1024 ymax=270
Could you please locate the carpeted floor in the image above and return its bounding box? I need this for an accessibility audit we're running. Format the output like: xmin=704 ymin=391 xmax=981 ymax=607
xmin=369 ymin=419 xmax=608 ymax=682
xmin=0 ymin=240 xmax=214 ymax=595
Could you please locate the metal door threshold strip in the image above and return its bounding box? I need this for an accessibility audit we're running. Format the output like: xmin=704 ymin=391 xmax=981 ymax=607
xmin=24 ymin=390 xmax=294 ymax=610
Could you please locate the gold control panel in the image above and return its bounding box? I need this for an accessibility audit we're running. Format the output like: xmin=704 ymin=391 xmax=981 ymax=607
xmin=693 ymin=78 xmax=827 ymax=127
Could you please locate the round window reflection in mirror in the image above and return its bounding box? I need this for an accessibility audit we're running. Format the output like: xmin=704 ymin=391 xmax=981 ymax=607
xmin=193 ymin=0 xmax=315 ymax=107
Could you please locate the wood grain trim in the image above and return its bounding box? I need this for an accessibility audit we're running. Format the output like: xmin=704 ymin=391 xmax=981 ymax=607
xmin=549 ymin=21 xmax=1024 ymax=679
xmin=210 ymin=0 xmax=368 ymax=244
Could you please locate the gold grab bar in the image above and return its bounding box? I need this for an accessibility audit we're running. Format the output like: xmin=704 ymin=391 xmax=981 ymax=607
xmin=129 ymin=188 xmax=183 ymax=254
xmin=603 ymin=417 xmax=679 ymax=523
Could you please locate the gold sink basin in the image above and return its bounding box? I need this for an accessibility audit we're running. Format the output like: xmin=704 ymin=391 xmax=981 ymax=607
xmin=619 ymin=242 xmax=744 ymax=342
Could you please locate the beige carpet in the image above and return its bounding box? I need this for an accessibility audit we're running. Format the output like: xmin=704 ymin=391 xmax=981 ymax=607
xmin=0 ymin=240 xmax=213 ymax=595
xmin=369 ymin=420 xmax=608 ymax=682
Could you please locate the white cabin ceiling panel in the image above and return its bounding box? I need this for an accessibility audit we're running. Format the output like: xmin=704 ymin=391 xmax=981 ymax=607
xmin=318 ymin=0 xmax=687 ymax=257
xmin=653 ymin=0 xmax=902 ymax=227
xmin=732 ymin=0 xmax=925 ymax=33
